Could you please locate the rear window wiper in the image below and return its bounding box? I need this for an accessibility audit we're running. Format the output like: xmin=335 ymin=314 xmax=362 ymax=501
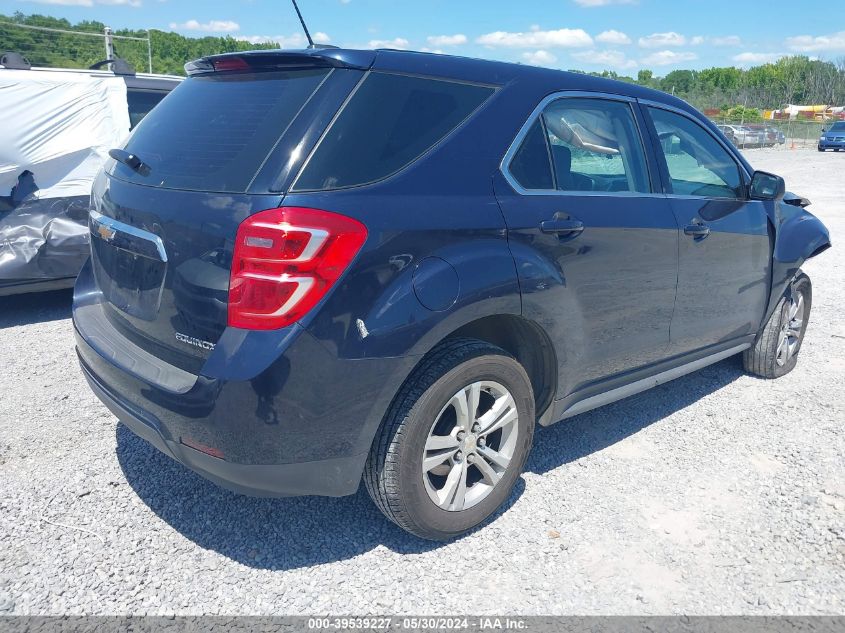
xmin=109 ymin=149 xmax=150 ymax=176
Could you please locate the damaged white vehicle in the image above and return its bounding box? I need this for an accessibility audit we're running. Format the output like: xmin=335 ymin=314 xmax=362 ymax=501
xmin=0 ymin=52 xmax=179 ymax=296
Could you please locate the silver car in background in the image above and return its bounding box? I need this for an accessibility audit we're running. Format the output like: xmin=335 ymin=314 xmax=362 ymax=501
xmin=717 ymin=124 xmax=767 ymax=148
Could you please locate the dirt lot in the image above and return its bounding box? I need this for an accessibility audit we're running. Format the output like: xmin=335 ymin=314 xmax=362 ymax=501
xmin=0 ymin=148 xmax=842 ymax=615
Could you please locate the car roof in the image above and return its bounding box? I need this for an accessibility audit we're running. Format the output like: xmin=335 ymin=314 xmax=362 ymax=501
xmin=208 ymin=47 xmax=696 ymax=113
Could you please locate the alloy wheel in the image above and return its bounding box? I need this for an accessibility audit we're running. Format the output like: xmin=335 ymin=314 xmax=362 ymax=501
xmin=776 ymin=285 xmax=805 ymax=367
xmin=422 ymin=381 xmax=519 ymax=512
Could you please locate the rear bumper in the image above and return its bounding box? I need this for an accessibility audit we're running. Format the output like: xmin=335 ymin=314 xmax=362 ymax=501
xmin=73 ymin=261 xmax=415 ymax=498
xmin=78 ymin=350 xmax=365 ymax=497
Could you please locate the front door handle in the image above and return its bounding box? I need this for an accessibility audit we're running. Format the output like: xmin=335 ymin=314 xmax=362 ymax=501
xmin=684 ymin=223 xmax=711 ymax=239
xmin=540 ymin=218 xmax=585 ymax=236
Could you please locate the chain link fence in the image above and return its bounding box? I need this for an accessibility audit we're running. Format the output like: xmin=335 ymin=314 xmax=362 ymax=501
xmin=706 ymin=115 xmax=833 ymax=150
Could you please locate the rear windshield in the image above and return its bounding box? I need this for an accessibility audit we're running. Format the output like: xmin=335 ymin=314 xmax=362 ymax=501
xmin=292 ymin=72 xmax=494 ymax=191
xmin=110 ymin=69 xmax=329 ymax=192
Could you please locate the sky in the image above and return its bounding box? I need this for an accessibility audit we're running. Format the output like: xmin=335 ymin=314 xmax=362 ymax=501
xmin=3 ymin=0 xmax=845 ymax=74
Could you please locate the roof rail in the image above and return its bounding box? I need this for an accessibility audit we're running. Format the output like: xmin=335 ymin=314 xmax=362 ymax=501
xmin=0 ymin=52 xmax=31 ymax=70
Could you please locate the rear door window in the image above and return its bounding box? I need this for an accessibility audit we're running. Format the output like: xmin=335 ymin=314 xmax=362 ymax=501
xmin=111 ymin=69 xmax=330 ymax=192
xmin=543 ymin=98 xmax=650 ymax=193
xmin=504 ymin=96 xmax=650 ymax=194
xmin=292 ymin=72 xmax=494 ymax=191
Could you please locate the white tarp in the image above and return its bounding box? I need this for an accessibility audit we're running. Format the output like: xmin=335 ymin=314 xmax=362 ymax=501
xmin=0 ymin=69 xmax=130 ymax=282
xmin=0 ymin=68 xmax=130 ymax=199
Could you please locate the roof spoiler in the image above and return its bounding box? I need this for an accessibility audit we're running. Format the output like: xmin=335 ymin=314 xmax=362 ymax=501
xmin=185 ymin=49 xmax=375 ymax=76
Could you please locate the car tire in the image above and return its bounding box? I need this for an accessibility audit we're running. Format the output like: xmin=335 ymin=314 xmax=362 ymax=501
xmin=364 ymin=337 xmax=535 ymax=540
xmin=818 ymin=146 xmax=824 ymax=152
xmin=743 ymin=273 xmax=812 ymax=379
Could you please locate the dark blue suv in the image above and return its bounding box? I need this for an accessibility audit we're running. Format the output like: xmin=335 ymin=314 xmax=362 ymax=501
xmin=74 ymin=48 xmax=831 ymax=540
xmin=819 ymin=120 xmax=845 ymax=151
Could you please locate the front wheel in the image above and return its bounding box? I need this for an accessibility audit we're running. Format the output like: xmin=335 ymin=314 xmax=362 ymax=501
xmin=743 ymin=273 xmax=812 ymax=378
xmin=364 ymin=338 xmax=535 ymax=540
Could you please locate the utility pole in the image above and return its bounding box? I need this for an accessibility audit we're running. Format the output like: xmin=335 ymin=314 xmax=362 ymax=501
xmin=104 ymin=26 xmax=115 ymax=70
xmin=147 ymin=30 xmax=153 ymax=73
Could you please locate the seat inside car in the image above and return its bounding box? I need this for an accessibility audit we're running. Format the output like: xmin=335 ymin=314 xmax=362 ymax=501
xmin=550 ymin=144 xmax=592 ymax=191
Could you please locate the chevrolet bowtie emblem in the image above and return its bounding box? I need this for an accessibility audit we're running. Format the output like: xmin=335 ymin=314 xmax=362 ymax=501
xmin=97 ymin=224 xmax=116 ymax=241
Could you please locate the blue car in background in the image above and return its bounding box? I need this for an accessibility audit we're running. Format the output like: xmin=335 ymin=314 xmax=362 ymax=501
xmin=819 ymin=120 xmax=845 ymax=151
xmin=73 ymin=48 xmax=831 ymax=540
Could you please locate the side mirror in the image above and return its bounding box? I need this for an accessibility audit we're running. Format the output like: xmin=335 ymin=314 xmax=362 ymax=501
xmin=749 ymin=170 xmax=785 ymax=201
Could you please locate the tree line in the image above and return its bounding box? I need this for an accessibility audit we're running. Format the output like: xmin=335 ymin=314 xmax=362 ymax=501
xmin=3 ymin=11 xmax=845 ymax=110
xmin=591 ymin=58 xmax=845 ymax=110
xmin=0 ymin=12 xmax=279 ymax=76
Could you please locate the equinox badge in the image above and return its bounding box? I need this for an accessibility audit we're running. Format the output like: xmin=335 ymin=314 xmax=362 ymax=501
xmin=175 ymin=332 xmax=215 ymax=351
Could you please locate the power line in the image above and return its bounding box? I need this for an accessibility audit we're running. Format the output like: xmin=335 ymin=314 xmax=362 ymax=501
xmin=0 ymin=20 xmax=149 ymax=42
xmin=1 ymin=20 xmax=153 ymax=72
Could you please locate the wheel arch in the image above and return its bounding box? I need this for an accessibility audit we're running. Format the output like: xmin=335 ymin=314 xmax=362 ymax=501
xmin=764 ymin=204 xmax=831 ymax=324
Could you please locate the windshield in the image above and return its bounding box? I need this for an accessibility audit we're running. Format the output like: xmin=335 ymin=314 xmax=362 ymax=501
xmin=829 ymin=122 xmax=845 ymax=132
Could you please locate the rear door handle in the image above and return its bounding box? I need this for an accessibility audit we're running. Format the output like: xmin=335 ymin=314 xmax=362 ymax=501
xmin=540 ymin=218 xmax=585 ymax=236
xmin=684 ymin=223 xmax=711 ymax=239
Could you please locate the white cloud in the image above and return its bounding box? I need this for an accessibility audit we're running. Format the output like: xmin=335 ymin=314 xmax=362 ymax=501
xmin=640 ymin=50 xmax=698 ymax=66
xmin=237 ymin=32 xmax=330 ymax=47
xmin=595 ymin=29 xmax=631 ymax=45
xmin=572 ymin=49 xmax=637 ymax=69
xmin=521 ymin=50 xmax=558 ymax=66
xmin=340 ymin=0 xmax=351 ymax=3
xmin=170 ymin=19 xmax=239 ymax=33
xmin=712 ymin=35 xmax=742 ymax=47
xmin=689 ymin=35 xmax=740 ymax=47
xmin=573 ymin=0 xmax=636 ymax=6
xmin=24 ymin=0 xmax=142 ymax=6
xmin=368 ymin=37 xmax=410 ymax=50
xmin=786 ymin=31 xmax=845 ymax=52
xmin=732 ymin=52 xmax=783 ymax=64
xmin=477 ymin=28 xmax=593 ymax=48
xmin=426 ymin=34 xmax=467 ymax=47
xmin=638 ymin=32 xmax=686 ymax=48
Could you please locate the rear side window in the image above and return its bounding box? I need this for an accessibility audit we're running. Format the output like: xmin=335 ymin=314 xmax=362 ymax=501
xmin=293 ymin=73 xmax=494 ymax=191
xmin=112 ymin=69 xmax=330 ymax=192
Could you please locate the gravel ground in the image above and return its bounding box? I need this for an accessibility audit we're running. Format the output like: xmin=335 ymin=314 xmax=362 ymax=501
xmin=0 ymin=148 xmax=843 ymax=616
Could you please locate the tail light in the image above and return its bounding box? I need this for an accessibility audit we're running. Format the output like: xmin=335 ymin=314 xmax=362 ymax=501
xmin=228 ymin=207 xmax=367 ymax=330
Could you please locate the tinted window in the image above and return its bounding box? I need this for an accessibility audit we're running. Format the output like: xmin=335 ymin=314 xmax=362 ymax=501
xmin=126 ymin=89 xmax=168 ymax=130
xmin=649 ymin=107 xmax=743 ymax=198
xmin=508 ymin=119 xmax=554 ymax=190
xmin=543 ymin=98 xmax=649 ymax=193
xmin=293 ymin=73 xmax=493 ymax=191
xmin=113 ymin=69 xmax=329 ymax=192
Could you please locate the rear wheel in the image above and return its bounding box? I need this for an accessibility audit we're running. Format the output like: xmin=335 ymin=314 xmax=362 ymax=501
xmin=743 ymin=273 xmax=812 ymax=378
xmin=364 ymin=338 xmax=534 ymax=540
